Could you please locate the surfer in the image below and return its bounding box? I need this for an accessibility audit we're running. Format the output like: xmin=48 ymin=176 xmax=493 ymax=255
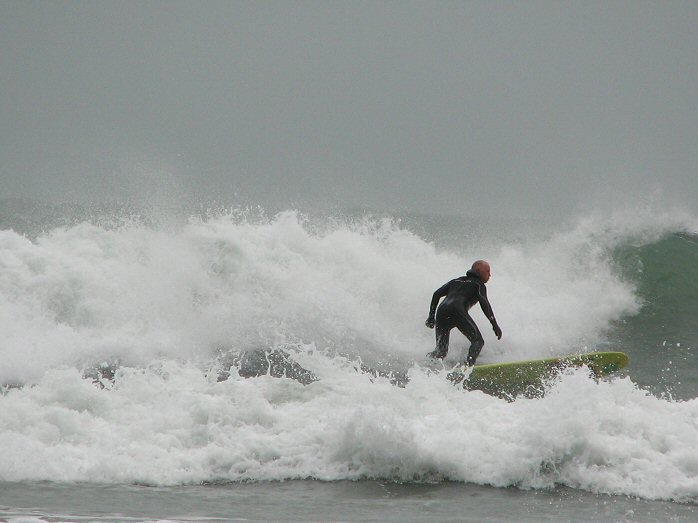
xmin=425 ymin=260 xmax=502 ymax=366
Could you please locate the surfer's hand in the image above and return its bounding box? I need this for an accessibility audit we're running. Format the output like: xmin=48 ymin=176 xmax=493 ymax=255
xmin=425 ymin=317 xmax=435 ymax=329
xmin=493 ymin=323 xmax=502 ymax=339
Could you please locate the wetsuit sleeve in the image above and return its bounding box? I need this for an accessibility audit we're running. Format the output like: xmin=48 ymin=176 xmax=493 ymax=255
xmin=428 ymin=281 xmax=451 ymax=319
xmin=477 ymin=283 xmax=498 ymax=325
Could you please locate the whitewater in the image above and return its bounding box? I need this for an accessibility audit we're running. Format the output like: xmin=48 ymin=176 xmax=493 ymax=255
xmin=1 ymin=204 xmax=698 ymax=521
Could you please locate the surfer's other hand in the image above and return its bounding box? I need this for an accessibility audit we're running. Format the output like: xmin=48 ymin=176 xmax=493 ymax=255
xmin=425 ymin=317 xmax=435 ymax=329
xmin=493 ymin=323 xmax=502 ymax=339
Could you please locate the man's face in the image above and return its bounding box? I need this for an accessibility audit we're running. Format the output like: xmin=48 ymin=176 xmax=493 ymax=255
xmin=478 ymin=263 xmax=491 ymax=283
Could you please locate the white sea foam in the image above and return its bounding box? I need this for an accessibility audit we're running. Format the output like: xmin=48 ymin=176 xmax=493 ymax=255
xmin=1 ymin=208 xmax=697 ymax=499
xmin=0 ymin=357 xmax=697 ymax=501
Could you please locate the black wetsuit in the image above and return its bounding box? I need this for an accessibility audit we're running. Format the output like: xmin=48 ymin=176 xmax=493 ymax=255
xmin=427 ymin=269 xmax=500 ymax=365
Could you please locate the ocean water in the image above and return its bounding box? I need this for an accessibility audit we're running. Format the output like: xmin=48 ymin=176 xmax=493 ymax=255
xmin=1 ymin=199 xmax=697 ymax=522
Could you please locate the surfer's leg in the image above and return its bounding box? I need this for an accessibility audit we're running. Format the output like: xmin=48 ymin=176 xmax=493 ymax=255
xmin=428 ymin=315 xmax=452 ymax=359
xmin=455 ymin=313 xmax=484 ymax=366
xmin=465 ymin=337 xmax=484 ymax=366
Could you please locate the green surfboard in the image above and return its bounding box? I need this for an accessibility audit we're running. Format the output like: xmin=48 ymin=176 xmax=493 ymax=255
xmin=448 ymin=351 xmax=629 ymax=398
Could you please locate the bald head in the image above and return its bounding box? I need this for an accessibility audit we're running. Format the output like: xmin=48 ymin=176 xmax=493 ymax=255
xmin=471 ymin=260 xmax=491 ymax=283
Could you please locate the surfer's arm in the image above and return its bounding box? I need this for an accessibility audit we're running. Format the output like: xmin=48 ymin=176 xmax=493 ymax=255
xmin=427 ymin=282 xmax=450 ymax=321
xmin=478 ymin=285 xmax=502 ymax=339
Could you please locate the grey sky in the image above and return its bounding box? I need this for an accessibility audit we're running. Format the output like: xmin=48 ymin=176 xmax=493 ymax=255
xmin=2 ymin=1 xmax=697 ymax=218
